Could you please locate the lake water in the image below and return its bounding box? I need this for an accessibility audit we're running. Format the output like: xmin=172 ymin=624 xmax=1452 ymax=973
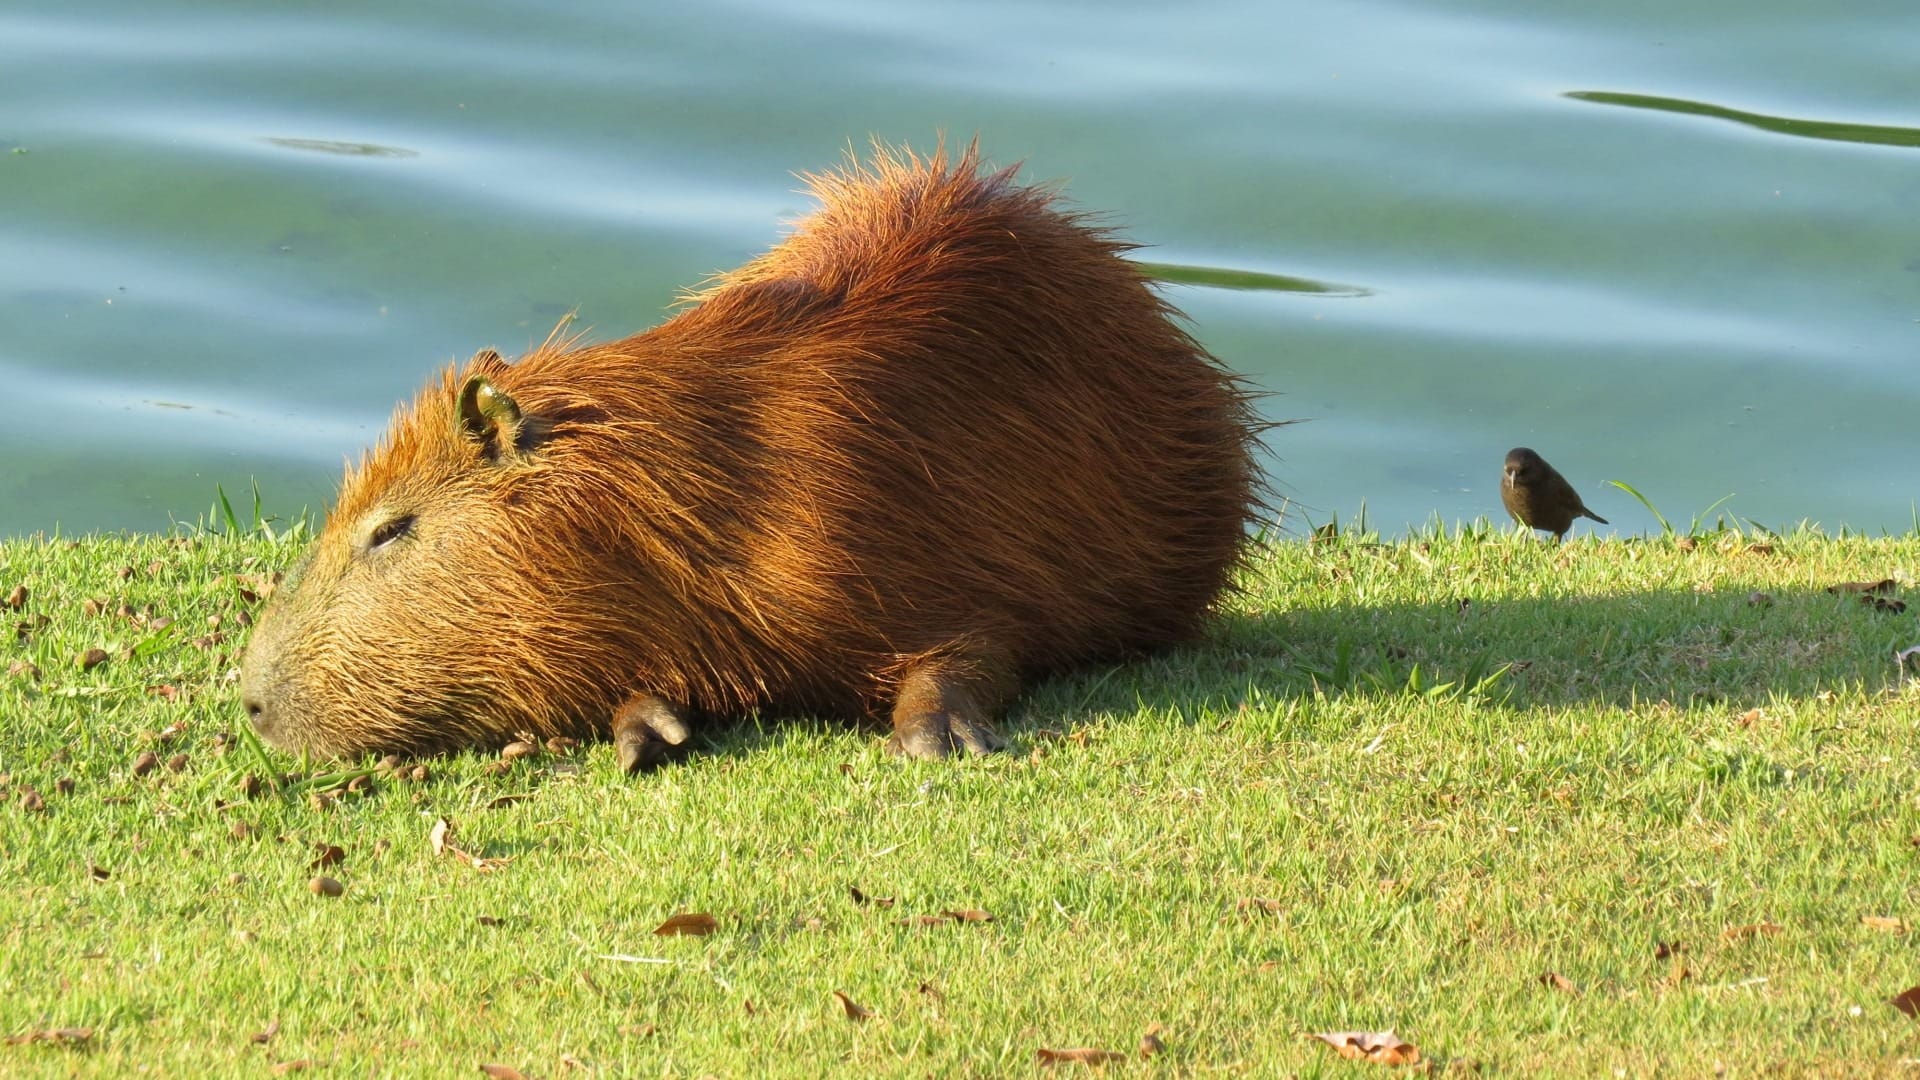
xmin=5 ymin=0 xmax=1918 ymax=538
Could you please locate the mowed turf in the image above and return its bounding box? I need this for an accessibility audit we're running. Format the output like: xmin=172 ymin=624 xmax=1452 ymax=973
xmin=3 ymin=524 xmax=1919 ymax=1076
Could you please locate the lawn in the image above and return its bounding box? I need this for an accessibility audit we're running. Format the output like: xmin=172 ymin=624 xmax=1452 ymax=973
xmin=3 ymin=521 xmax=1919 ymax=1076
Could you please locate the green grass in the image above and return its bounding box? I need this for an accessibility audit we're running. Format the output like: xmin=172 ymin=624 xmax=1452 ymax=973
xmin=4 ymin=522 xmax=1920 ymax=1075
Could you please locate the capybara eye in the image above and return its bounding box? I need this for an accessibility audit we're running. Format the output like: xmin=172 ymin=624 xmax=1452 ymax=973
xmin=367 ymin=515 xmax=415 ymax=552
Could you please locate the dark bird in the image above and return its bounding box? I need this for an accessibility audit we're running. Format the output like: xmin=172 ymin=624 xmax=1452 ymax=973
xmin=1502 ymin=447 xmax=1607 ymax=540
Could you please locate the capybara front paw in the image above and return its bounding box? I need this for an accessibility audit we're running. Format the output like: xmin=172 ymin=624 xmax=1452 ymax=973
xmin=611 ymin=693 xmax=693 ymax=774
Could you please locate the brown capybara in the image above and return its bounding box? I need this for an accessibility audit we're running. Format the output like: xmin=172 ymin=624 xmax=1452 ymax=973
xmin=240 ymin=143 xmax=1267 ymax=769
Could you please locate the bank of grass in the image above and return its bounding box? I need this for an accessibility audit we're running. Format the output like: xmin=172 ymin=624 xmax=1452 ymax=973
xmin=3 ymin=521 xmax=1920 ymax=1076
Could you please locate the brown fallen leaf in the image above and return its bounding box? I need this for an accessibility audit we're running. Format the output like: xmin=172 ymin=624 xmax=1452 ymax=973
xmin=897 ymin=914 xmax=950 ymax=928
xmin=308 ymin=844 xmax=346 ymax=871
xmin=1736 ymin=708 xmax=1762 ymax=729
xmin=1862 ymin=595 xmax=1909 ymax=614
xmin=269 ymin=1061 xmax=313 ymax=1075
xmin=653 ymin=912 xmax=718 ymax=937
xmin=499 ymin=740 xmax=538 ymax=762
xmin=1861 ymin=915 xmax=1907 ymax=934
xmin=1722 ymin=921 xmax=1783 ymax=943
xmin=1892 ymin=985 xmax=1920 ymax=1018
xmin=1662 ymin=958 xmax=1692 ymax=987
xmin=1674 ymin=536 xmax=1697 ymax=552
xmin=251 ymin=1019 xmax=280 ymax=1045
xmin=79 ymin=647 xmax=109 ymax=671
xmin=940 ymin=908 xmax=994 ymax=923
xmin=1037 ymin=1047 xmax=1127 ymax=1067
xmin=1828 ymin=579 xmax=1897 ymax=595
xmin=2 ymin=583 xmax=24 ymax=610
xmin=429 ymin=818 xmax=452 ymax=857
xmin=131 ymin=751 xmax=159 ymax=777
xmin=1306 ymin=1030 xmax=1421 ymax=1066
xmin=1654 ymin=939 xmax=1684 ymax=960
xmin=1540 ymin=971 xmax=1580 ymax=995
xmin=1744 ymin=542 xmax=1775 ymax=555
xmin=486 ymin=793 xmax=532 ymax=810
xmin=1233 ymin=897 xmax=1284 ymax=915
xmin=1139 ymin=1023 xmax=1167 ymax=1059
xmin=559 ymin=1052 xmax=589 ymax=1071
xmin=479 ymin=1066 xmax=529 ymax=1080
xmin=619 ymin=1023 xmax=657 ymax=1038
xmin=832 ymin=990 xmax=875 ymax=1022
xmin=849 ymin=885 xmax=894 ymax=907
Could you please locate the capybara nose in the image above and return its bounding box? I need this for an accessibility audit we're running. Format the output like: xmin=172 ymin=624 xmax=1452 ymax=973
xmin=242 ymin=695 xmax=274 ymax=739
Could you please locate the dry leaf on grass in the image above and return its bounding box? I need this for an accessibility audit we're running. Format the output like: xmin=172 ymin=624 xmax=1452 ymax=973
xmin=479 ymin=1066 xmax=529 ymax=1080
xmin=1736 ymin=708 xmax=1762 ymax=729
xmin=251 ymin=1019 xmax=280 ymax=1045
xmin=269 ymin=1061 xmax=313 ymax=1075
xmin=1654 ymin=940 xmax=1684 ymax=959
xmin=429 ymin=818 xmax=452 ymax=857
xmin=559 ymin=1052 xmax=589 ymax=1071
xmin=1540 ymin=971 xmax=1580 ymax=995
xmin=307 ymin=844 xmax=345 ymax=871
xmin=940 ymin=908 xmax=993 ymax=923
xmin=1037 ymin=1047 xmax=1127 ymax=1067
xmin=653 ymin=912 xmax=718 ymax=937
xmin=1232 ymin=897 xmax=1285 ymax=916
xmin=1861 ymin=915 xmax=1907 ymax=934
xmin=849 ymin=885 xmax=894 ymax=907
xmin=1721 ymin=921 xmax=1783 ymax=943
xmin=1138 ymin=1023 xmax=1167 ymax=1059
xmin=1827 ymin=579 xmax=1897 ymax=595
xmin=1892 ymin=986 xmax=1920 ymax=1018
xmin=832 ymin=990 xmax=875 ymax=1022
xmin=1306 ymin=1030 xmax=1421 ymax=1066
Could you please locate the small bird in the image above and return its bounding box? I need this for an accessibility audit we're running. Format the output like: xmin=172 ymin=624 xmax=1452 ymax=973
xmin=1501 ymin=447 xmax=1607 ymax=540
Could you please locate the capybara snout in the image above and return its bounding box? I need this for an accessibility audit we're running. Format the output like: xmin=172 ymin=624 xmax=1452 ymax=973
xmin=240 ymin=143 xmax=1267 ymax=766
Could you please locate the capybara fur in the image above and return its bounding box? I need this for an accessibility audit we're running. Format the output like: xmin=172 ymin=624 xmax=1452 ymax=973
xmin=240 ymin=143 xmax=1266 ymax=767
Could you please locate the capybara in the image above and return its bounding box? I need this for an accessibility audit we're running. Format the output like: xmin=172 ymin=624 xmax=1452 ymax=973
xmin=240 ymin=143 xmax=1266 ymax=768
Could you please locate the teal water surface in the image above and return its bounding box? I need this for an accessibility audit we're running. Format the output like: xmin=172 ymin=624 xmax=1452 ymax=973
xmin=4 ymin=0 xmax=1918 ymax=536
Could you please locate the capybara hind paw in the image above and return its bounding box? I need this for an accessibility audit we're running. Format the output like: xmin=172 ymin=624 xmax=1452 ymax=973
xmin=612 ymin=693 xmax=693 ymax=774
xmin=887 ymin=710 xmax=1007 ymax=759
xmin=886 ymin=646 xmax=1016 ymax=759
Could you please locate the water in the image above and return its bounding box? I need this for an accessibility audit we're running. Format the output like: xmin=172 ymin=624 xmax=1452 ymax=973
xmin=5 ymin=0 xmax=1918 ymax=538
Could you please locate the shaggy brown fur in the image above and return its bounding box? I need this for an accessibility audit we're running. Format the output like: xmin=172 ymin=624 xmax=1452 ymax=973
xmin=240 ymin=143 xmax=1267 ymax=763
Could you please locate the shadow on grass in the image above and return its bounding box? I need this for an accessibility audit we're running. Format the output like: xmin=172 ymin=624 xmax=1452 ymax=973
xmin=683 ymin=580 xmax=1915 ymax=766
xmin=1133 ymin=585 xmax=1911 ymax=716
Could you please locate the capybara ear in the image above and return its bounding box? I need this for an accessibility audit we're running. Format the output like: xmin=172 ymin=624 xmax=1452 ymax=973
xmin=457 ymin=374 xmax=528 ymax=463
xmin=469 ymin=348 xmax=509 ymax=375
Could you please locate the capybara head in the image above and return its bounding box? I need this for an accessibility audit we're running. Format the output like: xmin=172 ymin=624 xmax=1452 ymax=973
xmin=241 ymin=142 xmax=1267 ymax=762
